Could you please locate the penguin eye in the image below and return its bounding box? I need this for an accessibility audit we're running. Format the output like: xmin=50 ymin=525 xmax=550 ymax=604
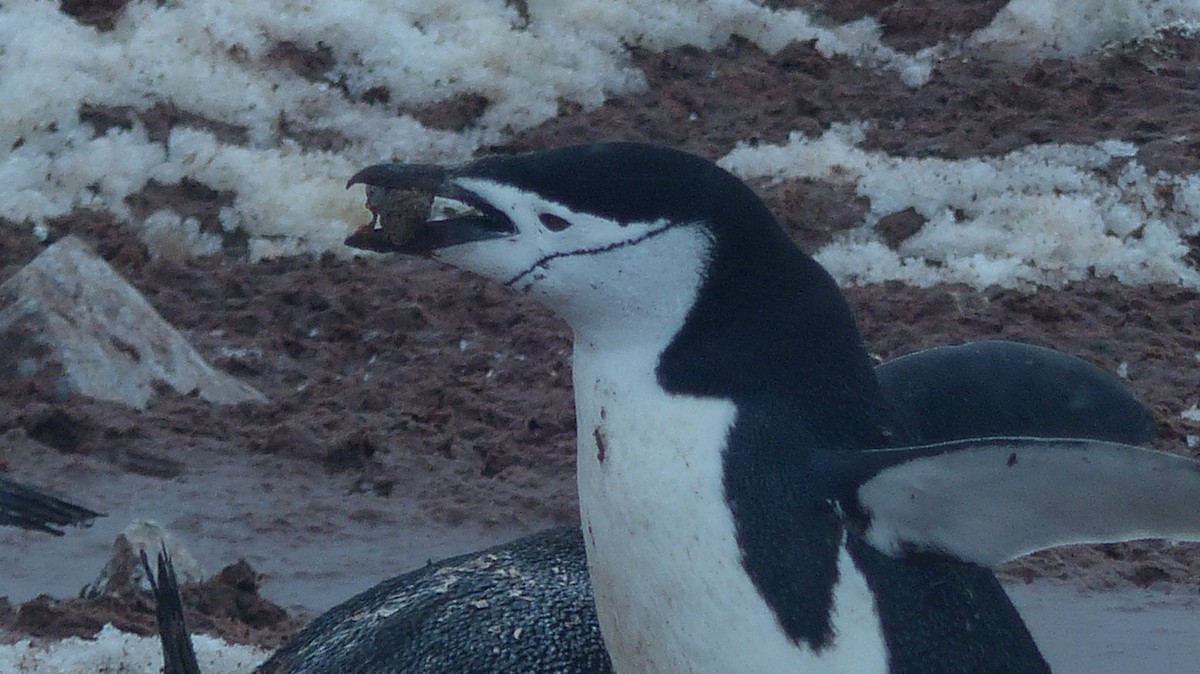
xmin=539 ymin=213 xmax=572 ymax=232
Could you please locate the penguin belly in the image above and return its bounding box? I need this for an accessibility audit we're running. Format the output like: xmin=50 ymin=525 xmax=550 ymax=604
xmin=574 ymin=354 xmax=889 ymax=674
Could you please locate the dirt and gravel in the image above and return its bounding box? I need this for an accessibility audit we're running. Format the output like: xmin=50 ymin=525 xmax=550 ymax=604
xmin=2 ymin=0 xmax=1199 ymax=654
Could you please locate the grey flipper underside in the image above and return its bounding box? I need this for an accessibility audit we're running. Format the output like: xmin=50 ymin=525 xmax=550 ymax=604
xmin=855 ymin=437 xmax=1200 ymax=566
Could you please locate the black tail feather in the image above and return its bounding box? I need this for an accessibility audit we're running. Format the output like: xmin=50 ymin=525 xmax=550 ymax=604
xmin=0 ymin=474 xmax=102 ymax=535
xmin=141 ymin=546 xmax=203 ymax=674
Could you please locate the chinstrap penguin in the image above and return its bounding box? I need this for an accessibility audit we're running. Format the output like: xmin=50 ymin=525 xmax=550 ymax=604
xmin=147 ymin=141 xmax=1190 ymax=671
xmin=341 ymin=142 xmax=1200 ymax=674
xmin=144 ymin=339 xmax=1157 ymax=674
xmin=229 ymin=342 xmax=1163 ymax=674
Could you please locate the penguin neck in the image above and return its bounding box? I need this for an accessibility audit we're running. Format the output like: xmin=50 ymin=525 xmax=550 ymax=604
xmin=561 ymin=221 xmax=890 ymax=437
xmin=655 ymin=237 xmax=895 ymax=449
xmin=567 ymin=223 xmax=897 ymax=535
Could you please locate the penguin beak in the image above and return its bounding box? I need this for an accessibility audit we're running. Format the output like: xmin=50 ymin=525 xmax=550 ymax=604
xmin=345 ymin=163 xmax=516 ymax=255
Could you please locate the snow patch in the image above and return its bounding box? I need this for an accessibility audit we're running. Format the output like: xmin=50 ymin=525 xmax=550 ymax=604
xmin=0 ymin=624 xmax=268 ymax=674
xmin=970 ymin=0 xmax=1200 ymax=60
xmin=0 ymin=0 xmax=932 ymax=259
xmin=720 ymin=124 xmax=1200 ymax=289
xmin=1 ymin=1 xmax=1196 ymax=261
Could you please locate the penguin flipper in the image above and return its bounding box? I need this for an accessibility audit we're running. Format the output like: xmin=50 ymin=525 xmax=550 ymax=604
xmin=853 ymin=437 xmax=1200 ymax=566
xmin=0 ymin=474 xmax=101 ymax=535
xmin=142 ymin=546 xmax=202 ymax=674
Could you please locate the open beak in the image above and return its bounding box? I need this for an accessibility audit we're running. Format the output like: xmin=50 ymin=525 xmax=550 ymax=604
xmin=345 ymin=163 xmax=516 ymax=255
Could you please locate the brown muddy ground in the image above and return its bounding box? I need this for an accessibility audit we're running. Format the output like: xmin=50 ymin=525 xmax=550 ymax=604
xmin=2 ymin=0 xmax=1200 ymax=654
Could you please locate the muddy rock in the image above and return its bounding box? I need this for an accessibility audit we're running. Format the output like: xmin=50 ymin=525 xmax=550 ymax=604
xmin=0 ymin=236 xmax=265 ymax=410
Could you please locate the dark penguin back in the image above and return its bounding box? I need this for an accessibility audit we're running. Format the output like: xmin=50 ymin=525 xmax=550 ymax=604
xmin=254 ymin=528 xmax=610 ymax=674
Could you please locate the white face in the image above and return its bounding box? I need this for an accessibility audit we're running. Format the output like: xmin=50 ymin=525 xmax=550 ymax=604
xmin=432 ymin=177 xmax=716 ymax=348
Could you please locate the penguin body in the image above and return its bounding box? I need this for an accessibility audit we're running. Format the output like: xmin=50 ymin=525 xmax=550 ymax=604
xmin=241 ymin=340 xmax=1150 ymax=674
xmin=339 ymin=142 xmax=1200 ymax=673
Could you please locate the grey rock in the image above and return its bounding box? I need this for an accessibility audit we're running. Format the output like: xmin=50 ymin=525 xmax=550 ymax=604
xmin=0 ymin=236 xmax=264 ymax=409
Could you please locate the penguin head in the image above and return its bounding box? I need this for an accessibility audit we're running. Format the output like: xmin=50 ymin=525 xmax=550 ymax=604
xmin=350 ymin=142 xmax=891 ymax=443
xmin=347 ymin=143 xmax=790 ymax=338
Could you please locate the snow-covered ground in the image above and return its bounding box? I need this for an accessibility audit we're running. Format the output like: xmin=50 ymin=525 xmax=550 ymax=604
xmin=3 ymin=0 xmax=1198 ymax=268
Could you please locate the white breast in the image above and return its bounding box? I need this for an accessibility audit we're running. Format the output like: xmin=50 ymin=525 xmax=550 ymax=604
xmin=573 ymin=343 xmax=889 ymax=674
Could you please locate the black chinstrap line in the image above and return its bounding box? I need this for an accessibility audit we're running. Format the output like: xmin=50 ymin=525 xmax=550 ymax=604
xmin=503 ymin=220 xmax=681 ymax=287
